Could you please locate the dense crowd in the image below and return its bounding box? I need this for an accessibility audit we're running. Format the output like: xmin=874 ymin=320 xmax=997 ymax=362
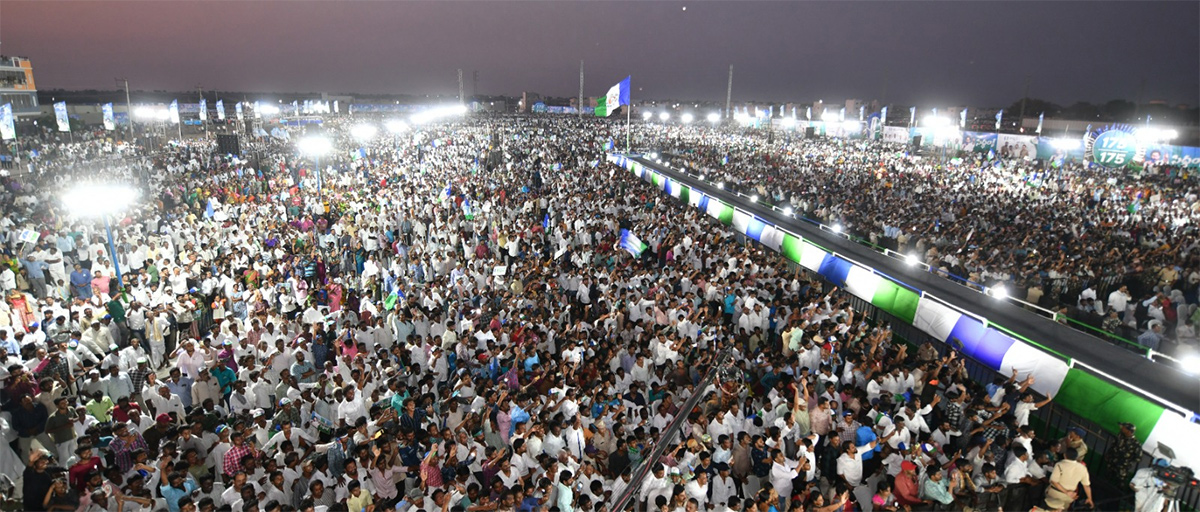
xmin=0 ymin=115 xmax=1167 ymax=512
xmin=645 ymin=126 xmax=1199 ymax=355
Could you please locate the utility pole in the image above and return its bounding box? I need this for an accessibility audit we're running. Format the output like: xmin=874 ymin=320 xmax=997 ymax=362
xmin=1017 ymin=75 xmax=1030 ymax=132
xmin=457 ymin=69 xmax=465 ymax=105
xmin=115 ymin=78 xmax=132 ymax=141
xmin=578 ymin=60 xmax=584 ymax=119
xmin=1133 ymin=78 xmax=1146 ymax=119
xmin=725 ymin=65 xmax=734 ymax=121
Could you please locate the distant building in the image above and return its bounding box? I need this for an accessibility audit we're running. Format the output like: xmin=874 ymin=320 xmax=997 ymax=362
xmin=0 ymin=55 xmax=38 ymax=116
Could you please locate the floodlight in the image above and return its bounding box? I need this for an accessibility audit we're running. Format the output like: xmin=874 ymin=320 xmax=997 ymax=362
xmin=642 ymin=112 xmax=653 ymax=121
xmin=923 ymin=116 xmax=949 ymax=127
xmin=990 ymin=286 xmax=1009 ymax=300
xmin=707 ymin=113 xmax=721 ymax=123
xmin=299 ymin=137 xmax=332 ymax=156
xmin=906 ymin=254 xmax=919 ymax=266
xmin=386 ymin=120 xmax=409 ymax=133
xmin=350 ymin=124 xmax=378 ymax=141
xmin=659 ymin=112 xmax=670 ymax=122
xmin=783 ymin=207 xmax=794 ymax=216
xmin=832 ymin=224 xmax=843 ymax=234
xmin=681 ymin=113 xmax=694 ymax=124
xmin=63 ymin=184 xmax=139 ymax=218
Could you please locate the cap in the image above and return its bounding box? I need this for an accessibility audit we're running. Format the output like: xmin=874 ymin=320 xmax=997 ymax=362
xmin=155 ymin=413 xmax=171 ymax=424
xmin=252 ymin=409 xmax=266 ymax=418
xmin=900 ymin=460 xmax=918 ymax=471
xmin=406 ymin=488 xmax=424 ymax=499
xmin=136 ymin=357 xmax=148 ymax=364
xmin=1118 ymin=422 xmax=1136 ymax=431
xmin=279 ymin=398 xmax=292 ymax=406
xmin=1068 ymin=427 xmax=1085 ymax=437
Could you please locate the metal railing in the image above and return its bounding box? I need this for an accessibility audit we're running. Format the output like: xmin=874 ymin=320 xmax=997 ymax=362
xmin=650 ymin=151 xmax=1183 ymax=367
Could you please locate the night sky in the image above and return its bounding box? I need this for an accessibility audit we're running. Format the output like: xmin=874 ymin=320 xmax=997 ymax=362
xmin=2 ymin=1 xmax=1197 ymax=107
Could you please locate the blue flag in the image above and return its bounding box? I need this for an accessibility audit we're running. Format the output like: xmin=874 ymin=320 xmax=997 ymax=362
xmin=960 ymin=108 xmax=967 ymax=128
xmin=542 ymin=214 xmax=550 ymax=229
xmin=204 ymin=198 xmax=215 ymax=219
xmin=881 ymin=106 xmax=888 ymax=124
xmin=1037 ymin=112 xmax=1044 ymax=134
xmin=909 ymin=107 xmax=916 ymax=126
xmin=995 ymin=109 xmax=1003 ymax=130
xmin=619 ymin=229 xmax=649 ymax=257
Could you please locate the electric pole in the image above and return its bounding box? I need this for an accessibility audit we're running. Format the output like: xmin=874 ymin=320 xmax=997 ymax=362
xmin=578 ymin=60 xmax=585 ymax=119
xmin=725 ymin=65 xmax=734 ymax=121
xmin=458 ymin=69 xmax=465 ymax=105
xmin=1017 ymin=75 xmax=1030 ymax=132
xmin=115 ymin=78 xmax=133 ymax=141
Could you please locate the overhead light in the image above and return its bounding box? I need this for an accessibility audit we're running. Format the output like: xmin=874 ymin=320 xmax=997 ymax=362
xmin=905 ymin=254 xmax=919 ymax=266
xmin=990 ymin=286 xmax=1009 ymax=300
xmin=659 ymin=112 xmax=670 ymax=121
xmin=750 ymin=194 xmax=759 ymax=202
xmin=681 ymin=113 xmax=694 ymax=124
xmin=707 ymin=112 xmax=721 ymax=123
xmin=832 ymin=224 xmax=843 ymax=234
xmin=642 ymin=112 xmax=652 ymax=120
xmin=783 ymin=206 xmax=793 ymax=216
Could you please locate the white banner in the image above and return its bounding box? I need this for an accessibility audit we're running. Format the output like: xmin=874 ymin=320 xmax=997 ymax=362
xmin=882 ymin=126 xmax=908 ymax=144
xmin=54 ymin=102 xmax=70 ymax=132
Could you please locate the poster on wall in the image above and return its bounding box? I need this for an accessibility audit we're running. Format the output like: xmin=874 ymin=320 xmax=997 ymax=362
xmin=882 ymin=126 xmax=909 ymax=144
xmin=996 ymin=133 xmax=1037 ymax=160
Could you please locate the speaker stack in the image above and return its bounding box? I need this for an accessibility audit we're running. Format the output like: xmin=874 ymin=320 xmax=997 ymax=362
xmin=217 ymin=134 xmax=241 ymax=156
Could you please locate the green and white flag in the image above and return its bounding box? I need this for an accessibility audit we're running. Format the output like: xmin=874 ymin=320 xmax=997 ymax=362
xmin=595 ymin=76 xmax=631 ymax=117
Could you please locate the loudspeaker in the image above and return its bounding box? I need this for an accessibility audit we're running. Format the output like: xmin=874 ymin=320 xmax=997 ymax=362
xmin=217 ymin=134 xmax=241 ymax=156
xmin=805 ymin=127 xmax=816 ymax=139
xmin=911 ymin=135 xmax=923 ymax=150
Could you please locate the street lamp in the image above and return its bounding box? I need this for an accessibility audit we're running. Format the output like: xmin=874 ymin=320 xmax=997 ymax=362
xmin=298 ymin=136 xmax=332 ymax=206
xmin=63 ymin=184 xmax=139 ymax=290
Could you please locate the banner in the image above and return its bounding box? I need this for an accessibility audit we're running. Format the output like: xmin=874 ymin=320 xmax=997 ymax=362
xmin=54 ymin=101 xmax=70 ymax=132
xmin=102 ymin=103 xmax=115 ymax=130
xmin=996 ymin=133 xmax=1037 ymax=160
xmin=198 ymin=98 xmax=208 ymax=121
xmin=0 ymin=103 xmax=14 ymax=140
xmin=235 ymin=102 xmax=244 ymax=121
xmin=1142 ymin=143 xmax=1200 ymax=168
xmin=216 ymin=100 xmax=226 ymax=121
xmin=169 ymin=100 xmax=180 ymax=124
xmin=962 ymin=131 xmax=997 ymax=153
xmin=882 ymin=126 xmax=909 ymax=144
